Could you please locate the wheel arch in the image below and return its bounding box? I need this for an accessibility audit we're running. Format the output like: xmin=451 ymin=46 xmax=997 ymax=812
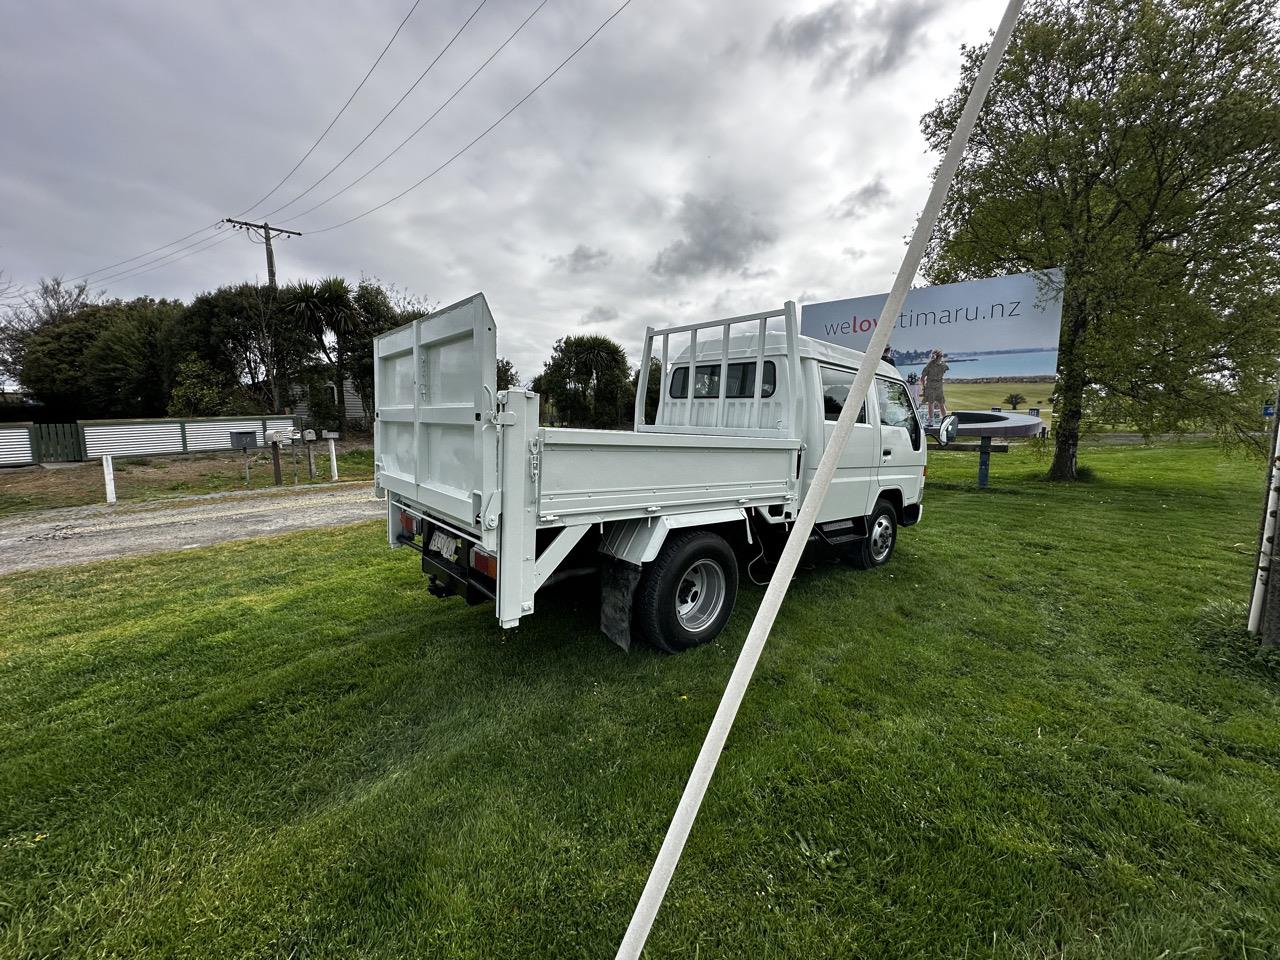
xmin=599 ymin=508 xmax=747 ymax=567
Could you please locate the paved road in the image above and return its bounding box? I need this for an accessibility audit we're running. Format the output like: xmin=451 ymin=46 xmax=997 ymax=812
xmin=0 ymin=484 xmax=382 ymax=575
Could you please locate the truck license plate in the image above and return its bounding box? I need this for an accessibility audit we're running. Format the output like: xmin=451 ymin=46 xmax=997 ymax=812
xmin=428 ymin=530 xmax=459 ymax=563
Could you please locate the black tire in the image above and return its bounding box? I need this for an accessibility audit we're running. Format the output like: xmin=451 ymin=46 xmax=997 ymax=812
xmin=848 ymin=499 xmax=898 ymax=570
xmin=635 ymin=530 xmax=739 ymax=653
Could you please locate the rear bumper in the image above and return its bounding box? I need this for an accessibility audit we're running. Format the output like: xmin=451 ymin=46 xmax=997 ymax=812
xmin=395 ymin=525 xmax=495 ymax=606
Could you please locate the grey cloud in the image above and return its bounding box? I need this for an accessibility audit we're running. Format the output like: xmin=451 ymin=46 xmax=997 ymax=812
xmin=767 ymin=0 xmax=945 ymax=87
xmin=832 ymin=177 xmax=890 ymax=219
xmin=651 ymin=194 xmax=778 ymax=279
xmin=766 ymin=2 xmax=850 ymax=59
xmin=582 ymin=305 xmax=619 ymax=325
xmin=553 ymin=244 xmax=612 ymax=273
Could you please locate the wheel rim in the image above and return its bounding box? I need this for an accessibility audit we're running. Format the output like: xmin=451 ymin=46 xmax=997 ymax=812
xmin=869 ymin=515 xmax=894 ymax=562
xmin=675 ymin=558 xmax=726 ymax=633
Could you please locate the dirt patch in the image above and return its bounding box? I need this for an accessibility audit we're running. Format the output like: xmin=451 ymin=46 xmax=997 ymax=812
xmin=0 ymin=484 xmax=383 ymax=575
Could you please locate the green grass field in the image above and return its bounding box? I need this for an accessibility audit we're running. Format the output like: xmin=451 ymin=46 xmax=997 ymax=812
xmin=942 ymin=379 xmax=1055 ymax=416
xmin=3 ymin=442 xmax=1278 ymax=958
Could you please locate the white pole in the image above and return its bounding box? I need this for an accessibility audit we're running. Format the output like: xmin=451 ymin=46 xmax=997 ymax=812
xmin=1248 ymin=413 xmax=1280 ymax=633
xmin=614 ymin=3 xmax=1025 ymax=956
xmin=102 ymin=454 xmax=116 ymax=505
xmin=328 ymin=438 xmax=339 ymax=481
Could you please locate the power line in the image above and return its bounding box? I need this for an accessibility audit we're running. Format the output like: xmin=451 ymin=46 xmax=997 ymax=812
xmin=97 ymin=231 xmax=237 ymax=287
xmin=257 ymin=0 xmax=492 ymax=222
xmin=67 ymin=221 xmax=221 ymax=282
xmin=277 ymin=0 xmax=553 ymax=227
xmin=90 ymin=228 xmax=231 ymax=286
xmin=68 ymin=0 xmax=425 ymax=283
xmin=232 ymin=0 xmax=425 ymax=218
xmin=307 ymin=0 xmax=637 ymax=235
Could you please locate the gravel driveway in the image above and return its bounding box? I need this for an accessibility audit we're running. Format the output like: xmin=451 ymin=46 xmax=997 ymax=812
xmin=0 ymin=483 xmax=382 ymax=575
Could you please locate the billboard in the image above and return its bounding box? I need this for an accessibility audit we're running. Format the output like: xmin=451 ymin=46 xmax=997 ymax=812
xmin=800 ymin=269 xmax=1064 ymax=382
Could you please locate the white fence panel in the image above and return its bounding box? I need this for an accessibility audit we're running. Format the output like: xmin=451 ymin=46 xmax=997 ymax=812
xmin=0 ymin=425 xmax=34 ymax=466
xmin=83 ymin=423 xmax=184 ymax=459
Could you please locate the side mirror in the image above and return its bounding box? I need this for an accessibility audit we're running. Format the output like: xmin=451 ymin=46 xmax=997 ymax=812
xmin=936 ymin=414 xmax=959 ymax=447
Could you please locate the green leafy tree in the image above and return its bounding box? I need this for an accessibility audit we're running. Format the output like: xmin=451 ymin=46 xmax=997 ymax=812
xmin=3 ymin=277 xmax=96 ymax=403
xmin=1003 ymin=392 xmax=1027 ymax=410
xmin=167 ymin=357 xmax=236 ymax=417
xmin=180 ymin=284 xmax=309 ymax=414
xmin=534 ymin=335 xmax=632 ymax=428
xmin=282 ymin=277 xmax=358 ymax=424
xmin=83 ymin=298 xmax=185 ymax=417
xmin=497 ymin=356 xmax=519 ymax=391
xmin=921 ymin=0 xmax=1280 ymax=478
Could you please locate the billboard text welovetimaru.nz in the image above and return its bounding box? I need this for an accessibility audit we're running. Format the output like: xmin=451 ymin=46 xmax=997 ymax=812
xmin=800 ymin=269 xmax=1064 ymax=381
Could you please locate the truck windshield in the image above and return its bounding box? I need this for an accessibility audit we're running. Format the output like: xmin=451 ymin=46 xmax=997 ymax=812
xmin=669 ymin=361 xmax=775 ymax=399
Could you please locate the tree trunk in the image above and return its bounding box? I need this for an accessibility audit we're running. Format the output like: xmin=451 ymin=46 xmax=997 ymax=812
xmin=1047 ymin=278 xmax=1090 ymax=481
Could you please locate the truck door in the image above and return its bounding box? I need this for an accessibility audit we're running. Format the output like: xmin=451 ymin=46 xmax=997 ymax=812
xmin=374 ymin=293 xmax=500 ymax=551
xmin=812 ymin=365 xmax=879 ymax=522
xmin=875 ymin=377 xmax=925 ymax=502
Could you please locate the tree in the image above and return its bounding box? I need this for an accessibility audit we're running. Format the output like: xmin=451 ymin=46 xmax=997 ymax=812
xmin=82 ymin=298 xmax=185 ymax=417
xmin=497 ymin=357 xmax=519 ymax=391
xmin=534 ymin=335 xmax=632 ymax=428
xmin=282 ymin=277 xmax=357 ymax=424
xmin=921 ymin=0 xmax=1280 ymax=479
xmin=2 ymin=277 xmax=95 ymax=392
xmin=182 ymin=284 xmax=309 ymax=414
xmin=167 ymin=357 xmax=236 ymax=418
xmin=1003 ymin=392 xmax=1026 ymax=410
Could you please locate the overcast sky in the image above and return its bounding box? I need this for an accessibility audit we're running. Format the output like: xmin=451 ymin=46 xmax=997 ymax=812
xmin=0 ymin=0 xmax=1004 ymax=376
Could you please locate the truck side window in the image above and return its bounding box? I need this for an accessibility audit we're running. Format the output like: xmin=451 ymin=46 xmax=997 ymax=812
xmin=820 ymin=367 xmax=867 ymax=423
xmin=876 ymin=379 xmax=921 ymax=449
xmin=670 ymin=361 xmax=776 ymax=399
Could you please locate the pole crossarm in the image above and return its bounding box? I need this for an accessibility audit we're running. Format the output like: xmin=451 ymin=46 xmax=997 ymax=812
xmin=222 ymin=217 xmax=302 ymax=238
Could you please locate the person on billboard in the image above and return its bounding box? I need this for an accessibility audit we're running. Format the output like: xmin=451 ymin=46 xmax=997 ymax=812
xmin=921 ymin=349 xmax=949 ymax=425
xmin=881 ymin=345 xmax=897 ymax=367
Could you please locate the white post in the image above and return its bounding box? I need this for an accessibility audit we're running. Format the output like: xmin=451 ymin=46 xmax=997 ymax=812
xmin=613 ymin=2 xmax=1025 ymax=956
xmin=328 ymin=438 xmax=339 ymax=481
xmin=102 ymin=455 xmax=116 ymax=505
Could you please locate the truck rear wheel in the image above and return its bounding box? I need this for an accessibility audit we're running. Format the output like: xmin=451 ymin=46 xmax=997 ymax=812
xmin=848 ymin=499 xmax=897 ymax=570
xmin=636 ymin=530 xmax=739 ymax=653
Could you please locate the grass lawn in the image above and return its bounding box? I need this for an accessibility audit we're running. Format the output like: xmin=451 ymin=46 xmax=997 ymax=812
xmin=2 ymin=442 xmax=1278 ymax=958
xmin=0 ymin=446 xmax=374 ymax=517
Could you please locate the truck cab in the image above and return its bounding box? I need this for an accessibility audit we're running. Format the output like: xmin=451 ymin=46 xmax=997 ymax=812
xmin=374 ymin=294 xmax=926 ymax=652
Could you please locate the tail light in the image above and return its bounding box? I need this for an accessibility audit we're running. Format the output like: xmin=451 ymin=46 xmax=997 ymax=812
xmin=470 ymin=546 xmax=498 ymax=580
xmin=399 ymin=510 xmax=417 ymax=537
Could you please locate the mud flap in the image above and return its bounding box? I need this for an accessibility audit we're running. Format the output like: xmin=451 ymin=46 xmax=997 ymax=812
xmin=600 ymin=556 xmax=643 ymax=652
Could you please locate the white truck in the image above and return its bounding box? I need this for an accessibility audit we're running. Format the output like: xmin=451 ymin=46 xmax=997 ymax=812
xmin=373 ymin=293 xmax=928 ymax=652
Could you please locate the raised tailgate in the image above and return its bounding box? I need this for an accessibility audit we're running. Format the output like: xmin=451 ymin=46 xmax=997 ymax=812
xmin=374 ymin=293 xmax=500 ymax=549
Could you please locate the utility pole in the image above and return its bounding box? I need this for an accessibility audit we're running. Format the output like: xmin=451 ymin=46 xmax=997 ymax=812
xmin=223 ymin=218 xmax=302 ymax=288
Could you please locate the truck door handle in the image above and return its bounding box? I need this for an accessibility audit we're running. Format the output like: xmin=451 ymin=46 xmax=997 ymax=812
xmin=882 ymin=449 xmax=892 ymax=458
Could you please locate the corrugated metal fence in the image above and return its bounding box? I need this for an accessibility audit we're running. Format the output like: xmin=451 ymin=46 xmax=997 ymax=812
xmin=0 ymin=424 xmax=35 ymax=467
xmin=0 ymin=416 xmax=300 ymax=466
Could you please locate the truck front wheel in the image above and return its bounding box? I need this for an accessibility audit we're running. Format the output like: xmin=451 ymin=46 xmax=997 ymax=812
xmin=636 ymin=530 xmax=739 ymax=653
xmin=848 ymin=499 xmax=897 ymax=570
